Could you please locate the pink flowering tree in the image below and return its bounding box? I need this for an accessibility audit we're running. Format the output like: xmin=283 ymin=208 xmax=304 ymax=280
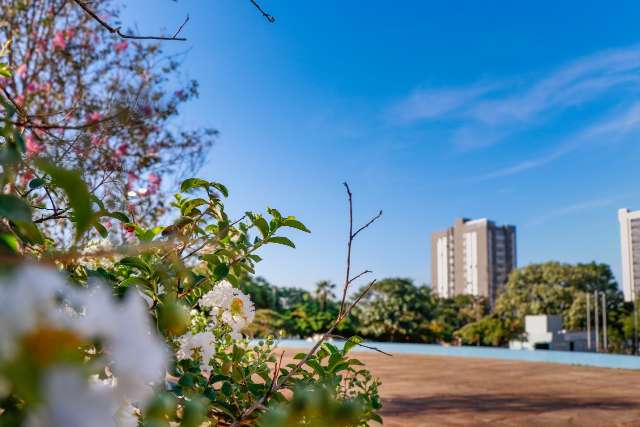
xmin=0 ymin=0 xmax=215 ymax=240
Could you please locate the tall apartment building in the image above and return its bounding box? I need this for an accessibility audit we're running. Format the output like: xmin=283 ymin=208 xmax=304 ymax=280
xmin=618 ymin=208 xmax=640 ymax=302
xmin=431 ymin=218 xmax=517 ymax=304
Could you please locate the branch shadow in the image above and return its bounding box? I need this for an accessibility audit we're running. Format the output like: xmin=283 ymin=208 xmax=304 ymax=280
xmin=381 ymin=393 xmax=637 ymax=417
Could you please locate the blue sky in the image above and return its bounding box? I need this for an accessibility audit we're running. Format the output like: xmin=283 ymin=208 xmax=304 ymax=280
xmin=123 ymin=1 xmax=640 ymax=291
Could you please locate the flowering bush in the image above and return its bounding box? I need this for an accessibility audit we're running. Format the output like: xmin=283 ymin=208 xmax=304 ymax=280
xmin=0 ymin=91 xmax=382 ymax=426
xmin=0 ymin=3 xmax=383 ymax=424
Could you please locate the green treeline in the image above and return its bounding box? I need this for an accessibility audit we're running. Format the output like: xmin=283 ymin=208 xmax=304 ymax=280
xmin=243 ymin=262 xmax=639 ymax=354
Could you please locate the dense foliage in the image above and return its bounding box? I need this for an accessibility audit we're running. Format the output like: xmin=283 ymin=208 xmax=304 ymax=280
xmin=456 ymin=262 xmax=636 ymax=352
xmin=245 ymin=265 xmax=637 ymax=355
xmin=0 ymin=2 xmax=383 ymax=426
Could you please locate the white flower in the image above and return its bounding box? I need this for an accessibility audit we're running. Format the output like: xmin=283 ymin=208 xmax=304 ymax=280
xmin=199 ymin=281 xmax=236 ymax=312
xmin=176 ymin=331 xmax=217 ymax=377
xmin=80 ymin=285 xmax=168 ymax=403
xmin=199 ymin=281 xmax=255 ymax=336
xmin=0 ymin=265 xmax=70 ymax=359
xmin=26 ymin=368 xmax=119 ymax=427
xmin=0 ymin=265 xmax=168 ymax=424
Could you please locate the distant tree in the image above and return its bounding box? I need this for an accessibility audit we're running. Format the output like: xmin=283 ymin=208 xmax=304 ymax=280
xmin=460 ymin=262 xmax=633 ymax=350
xmin=455 ymin=315 xmax=515 ymax=346
xmin=313 ymin=280 xmax=336 ymax=312
xmin=434 ymin=294 xmax=490 ymax=342
xmin=352 ymin=278 xmax=437 ymax=342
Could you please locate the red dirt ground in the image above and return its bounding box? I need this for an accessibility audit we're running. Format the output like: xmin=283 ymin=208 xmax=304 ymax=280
xmin=284 ymin=348 xmax=640 ymax=426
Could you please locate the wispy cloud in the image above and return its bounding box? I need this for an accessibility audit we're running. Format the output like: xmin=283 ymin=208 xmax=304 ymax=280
xmin=526 ymin=194 xmax=635 ymax=227
xmin=389 ymin=82 xmax=496 ymax=123
xmin=474 ymin=102 xmax=640 ymax=181
xmin=391 ymin=44 xmax=640 ymax=151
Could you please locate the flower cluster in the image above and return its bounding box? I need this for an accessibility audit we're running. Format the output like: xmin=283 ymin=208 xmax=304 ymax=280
xmin=175 ymin=281 xmax=256 ymax=377
xmin=176 ymin=331 xmax=217 ymax=377
xmin=199 ymin=280 xmax=256 ymax=338
xmin=0 ymin=266 xmax=168 ymax=427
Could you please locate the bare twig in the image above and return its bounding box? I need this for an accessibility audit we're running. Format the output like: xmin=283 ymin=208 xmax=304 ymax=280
xmin=338 ymin=183 xmax=383 ymax=318
xmin=72 ymin=0 xmax=189 ymax=41
xmin=231 ymin=184 xmax=382 ymax=426
xmin=329 ymin=334 xmax=393 ymax=357
xmin=348 ymin=269 xmax=372 ymax=285
xmin=352 ymin=209 xmax=383 ymax=239
xmin=250 ymin=0 xmax=276 ymax=23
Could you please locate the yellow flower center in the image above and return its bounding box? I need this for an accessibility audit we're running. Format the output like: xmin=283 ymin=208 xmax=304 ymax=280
xmin=230 ymin=297 xmax=244 ymax=317
xmin=21 ymin=328 xmax=84 ymax=367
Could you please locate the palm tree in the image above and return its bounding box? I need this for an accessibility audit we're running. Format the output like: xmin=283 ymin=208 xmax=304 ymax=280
xmin=314 ymin=280 xmax=336 ymax=312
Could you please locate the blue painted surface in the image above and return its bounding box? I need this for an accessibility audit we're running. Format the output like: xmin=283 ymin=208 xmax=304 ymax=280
xmin=273 ymin=339 xmax=640 ymax=370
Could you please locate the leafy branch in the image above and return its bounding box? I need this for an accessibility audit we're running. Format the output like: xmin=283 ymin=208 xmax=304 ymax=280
xmin=232 ymin=182 xmax=383 ymax=425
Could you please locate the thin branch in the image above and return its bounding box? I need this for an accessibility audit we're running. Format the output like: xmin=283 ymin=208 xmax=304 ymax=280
xmin=348 ymin=269 xmax=372 ymax=285
xmin=232 ymin=184 xmax=381 ymax=426
xmin=250 ymin=0 xmax=276 ymax=23
xmin=72 ymin=0 xmax=189 ymax=41
xmin=329 ymin=334 xmax=393 ymax=357
xmin=352 ymin=209 xmax=383 ymax=239
xmin=339 ymin=182 xmax=354 ymax=318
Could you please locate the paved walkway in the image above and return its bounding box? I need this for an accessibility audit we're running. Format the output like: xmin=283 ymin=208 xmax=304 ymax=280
xmin=347 ymin=352 xmax=640 ymax=426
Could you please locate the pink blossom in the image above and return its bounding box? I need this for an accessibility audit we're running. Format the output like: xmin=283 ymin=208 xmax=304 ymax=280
xmin=53 ymin=31 xmax=67 ymax=50
xmin=36 ymin=39 xmax=47 ymax=53
xmin=127 ymin=172 xmax=139 ymax=190
xmin=25 ymin=135 xmax=44 ymax=155
xmin=91 ymin=135 xmax=106 ymax=146
xmin=40 ymin=81 xmax=52 ymax=93
xmin=116 ymin=144 xmax=128 ymax=157
xmin=14 ymin=95 xmax=25 ymax=106
xmin=114 ymin=40 xmax=129 ymax=54
xmin=16 ymin=64 xmax=27 ymax=78
xmin=19 ymin=170 xmax=34 ymax=187
xmin=148 ymin=173 xmax=161 ymax=186
xmin=65 ymin=28 xmax=75 ymax=39
xmin=26 ymin=82 xmax=38 ymax=93
xmin=88 ymin=112 xmax=102 ymax=123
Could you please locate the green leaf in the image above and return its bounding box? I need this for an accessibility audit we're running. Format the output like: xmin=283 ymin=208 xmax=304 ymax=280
xmin=28 ymin=178 xmax=45 ymax=189
xmin=119 ymin=277 xmax=151 ymax=288
xmin=213 ymin=263 xmax=230 ymax=281
xmin=253 ymin=216 xmax=270 ymax=238
xmin=0 ymin=233 xmax=18 ymax=253
xmin=118 ymin=257 xmax=151 ymax=274
xmin=93 ymin=222 xmax=108 ymax=238
xmin=210 ymin=182 xmax=229 ymax=198
xmin=0 ymin=64 xmax=11 ymax=78
xmin=282 ymin=217 xmax=311 ymax=233
xmin=37 ymin=161 xmax=93 ymax=240
xmin=11 ymin=220 xmax=44 ymax=244
xmin=0 ymin=195 xmax=32 ymax=222
xmin=343 ymin=336 xmax=363 ymax=355
xmin=268 ymin=236 xmax=295 ymax=248
xmin=180 ymin=178 xmax=210 ymax=193
xmin=182 ymin=198 xmax=208 ymax=216
xmin=105 ymin=211 xmax=130 ymax=223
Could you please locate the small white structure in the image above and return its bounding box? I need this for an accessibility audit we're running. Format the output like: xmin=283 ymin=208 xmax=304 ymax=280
xmin=509 ymin=315 xmax=592 ymax=352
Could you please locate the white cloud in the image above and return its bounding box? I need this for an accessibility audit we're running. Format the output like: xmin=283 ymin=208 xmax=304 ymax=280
xmin=389 ymin=83 xmax=496 ymax=123
xmin=473 ymin=101 xmax=640 ymax=181
xmin=391 ymin=44 xmax=640 ymax=150
xmin=526 ymin=195 xmax=635 ymax=227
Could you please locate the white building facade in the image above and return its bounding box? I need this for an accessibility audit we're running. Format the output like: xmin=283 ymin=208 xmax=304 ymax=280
xmin=618 ymin=208 xmax=640 ymax=302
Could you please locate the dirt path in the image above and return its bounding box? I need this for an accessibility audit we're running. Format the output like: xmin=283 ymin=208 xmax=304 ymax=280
xmin=283 ymin=348 xmax=640 ymax=426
